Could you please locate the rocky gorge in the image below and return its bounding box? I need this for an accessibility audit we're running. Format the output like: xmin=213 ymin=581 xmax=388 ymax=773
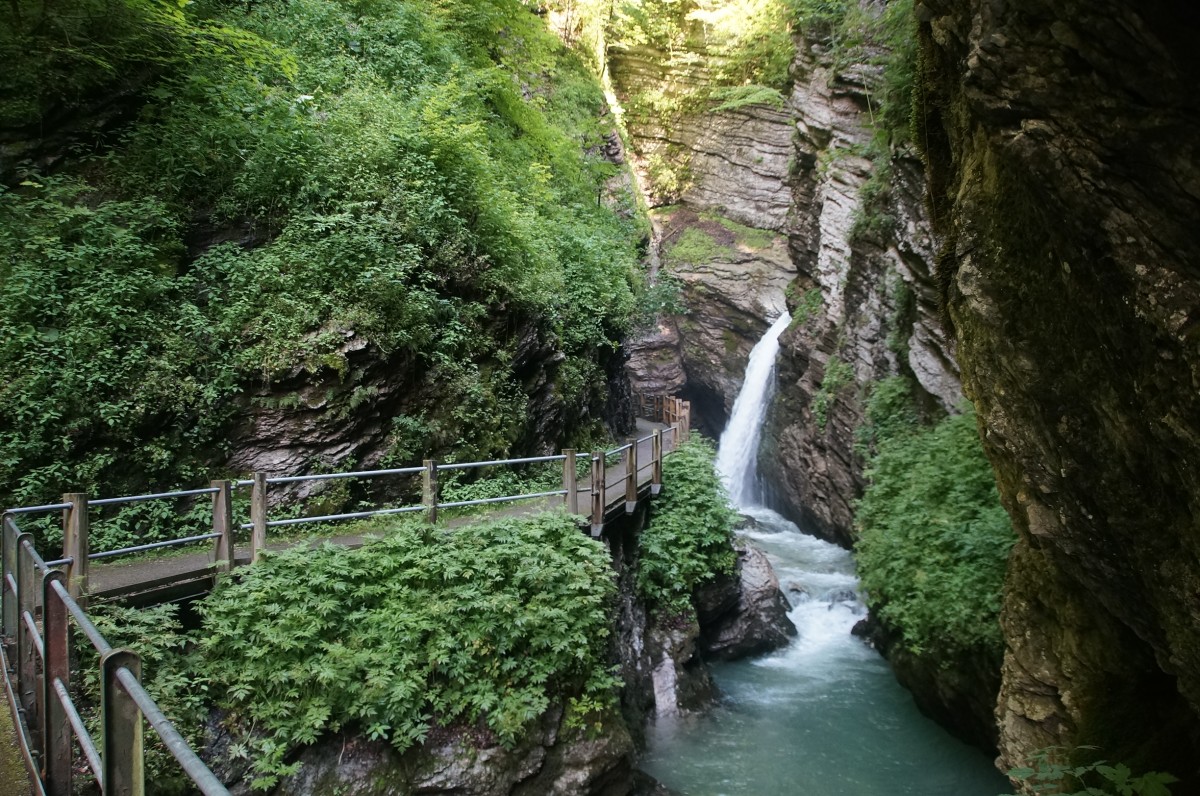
xmin=621 ymin=0 xmax=1200 ymax=787
xmin=612 ymin=5 xmax=996 ymax=748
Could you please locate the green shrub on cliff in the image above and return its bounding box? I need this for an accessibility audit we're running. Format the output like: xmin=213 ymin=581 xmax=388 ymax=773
xmin=855 ymin=379 xmax=1015 ymax=660
xmin=198 ymin=512 xmax=618 ymax=788
xmin=1007 ymin=746 xmax=1177 ymax=796
xmin=639 ymin=437 xmax=738 ymax=613
xmin=0 ymin=0 xmax=643 ymax=544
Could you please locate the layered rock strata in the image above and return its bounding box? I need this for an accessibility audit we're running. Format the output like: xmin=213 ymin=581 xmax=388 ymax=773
xmin=615 ymin=31 xmax=959 ymax=546
xmin=917 ymin=0 xmax=1200 ymax=784
xmin=762 ymin=42 xmax=959 ymax=547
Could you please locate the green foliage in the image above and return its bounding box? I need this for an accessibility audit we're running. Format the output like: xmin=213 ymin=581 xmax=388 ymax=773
xmin=197 ymin=512 xmax=617 ymax=787
xmin=438 ymin=462 xmax=566 ymax=517
xmin=788 ymin=0 xmax=914 ymax=148
xmin=76 ymin=603 xmax=209 ymax=796
xmin=608 ymin=0 xmax=797 ymax=113
xmin=855 ymin=376 xmax=918 ymax=457
xmin=0 ymin=178 xmax=241 ymax=546
xmin=786 ymin=285 xmax=824 ymax=331
xmin=1006 ymin=747 xmax=1178 ymax=796
xmin=634 ymin=272 xmax=688 ymax=330
xmin=0 ymin=0 xmax=291 ymax=129
xmin=0 ymin=0 xmax=646 ymax=544
xmin=639 ymin=437 xmax=738 ymax=613
xmin=812 ymin=355 xmax=853 ymax=429
xmin=666 ymin=227 xmax=733 ymax=264
xmin=855 ymin=399 xmax=1015 ymax=660
xmin=790 ymin=0 xmax=916 ymax=240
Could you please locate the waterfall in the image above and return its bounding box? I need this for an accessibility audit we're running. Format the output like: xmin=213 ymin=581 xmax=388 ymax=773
xmin=715 ymin=312 xmax=791 ymax=508
xmin=643 ymin=307 xmax=1004 ymax=796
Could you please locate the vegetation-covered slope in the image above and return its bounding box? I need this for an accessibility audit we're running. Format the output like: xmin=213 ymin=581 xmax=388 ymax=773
xmin=0 ymin=0 xmax=646 ymax=542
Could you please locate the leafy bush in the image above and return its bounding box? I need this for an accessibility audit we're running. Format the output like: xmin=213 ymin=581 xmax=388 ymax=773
xmin=812 ymin=355 xmax=854 ymax=429
xmin=608 ymin=0 xmax=797 ymax=115
xmin=1007 ymin=747 xmax=1177 ymax=796
xmin=639 ymin=437 xmax=738 ymax=613
xmin=854 ymin=391 xmax=1015 ymax=660
xmin=197 ymin=512 xmax=618 ymax=788
xmin=75 ymin=603 xmax=209 ymax=796
xmin=0 ymin=0 xmax=645 ymax=547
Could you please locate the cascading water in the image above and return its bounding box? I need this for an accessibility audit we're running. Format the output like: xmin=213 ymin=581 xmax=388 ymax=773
xmin=715 ymin=311 xmax=791 ymax=506
xmin=641 ymin=314 xmax=1005 ymax=795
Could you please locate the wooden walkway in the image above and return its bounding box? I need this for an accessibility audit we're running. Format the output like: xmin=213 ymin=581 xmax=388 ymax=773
xmin=86 ymin=419 xmax=675 ymax=603
xmin=1 ymin=394 xmax=691 ymax=796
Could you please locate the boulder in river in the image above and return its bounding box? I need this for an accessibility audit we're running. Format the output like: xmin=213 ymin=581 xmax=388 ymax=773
xmin=694 ymin=539 xmax=797 ymax=661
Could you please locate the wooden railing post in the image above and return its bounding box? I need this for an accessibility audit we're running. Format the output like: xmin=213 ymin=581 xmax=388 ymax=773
xmin=651 ymin=429 xmax=663 ymax=495
xmin=101 ymin=649 xmax=144 ymax=796
xmin=562 ymin=450 xmax=578 ymax=514
xmin=16 ymin=532 xmax=39 ymax=747
xmin=62 ymin=493 xmax=89 ymax=602
xmin=682 ymin=400 xmax=692 ymax=443
xmin=590 ymin=451 xmax=605 ymax=537
xmin=2 ymin=515 xmax=16 ymax=643
xmin=210 ymin=480 xmax=235 ymax=578
xmin=423 ymin=460 xmax=439 ymax=524
xmin=250 ymin=473 xmax=268 ymax=563
xmin=625 ymin=439 xmax=638 ymax=514
xmin=43 ymin=570 xmax=71 ymax=796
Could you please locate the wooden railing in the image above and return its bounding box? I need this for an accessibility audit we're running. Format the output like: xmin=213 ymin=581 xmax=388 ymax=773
xmin=1 ymin=515 xmax=229 ymax=796
xmin=0 ymin=394 xmax=689 ymax=795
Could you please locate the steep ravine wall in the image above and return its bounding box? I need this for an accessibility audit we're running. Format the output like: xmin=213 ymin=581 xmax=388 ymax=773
xmin=613 ymin=24 xmax=1014 ymax=751
xmin=918 ymin=0 xmax=1200 ymax=785
xmin=617 ymin=33 xmax=960 ymax=545
xmin=761 ymin=41 xmax=960 ymax=549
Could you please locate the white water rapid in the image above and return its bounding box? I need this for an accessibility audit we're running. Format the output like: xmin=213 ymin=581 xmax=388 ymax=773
xmin=641 ymin=313 xmax=1004 ymax=795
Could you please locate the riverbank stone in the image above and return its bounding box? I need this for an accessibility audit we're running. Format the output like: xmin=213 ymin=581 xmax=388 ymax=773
xmin=694 ymin=539 xmax=797 ymax=661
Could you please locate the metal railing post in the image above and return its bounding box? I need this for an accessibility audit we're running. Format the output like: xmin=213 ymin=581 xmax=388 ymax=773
xmin=210 ymin=481 xmax=235 ymax=577
xmin=651 ymin=429 xmax=663 ymax=496
xmin=101 ymin=649 xmax=144 ymax=796
xmin=422 ymin=460 xmax=439 ymax=524
xmin=250 ymin=473 xmax=267 ymax=563
xmin=590 ymin=451 xmax=605 ymax=537
xmin=625 ymin=439 xmax=638 ymax=514
xmin=63 ymin=493 xmax=89 ymax=603
xmin=43 ymin=570 xmax=71 ymax=796
xmin=562 ymin=450 xmax=578 ymax=514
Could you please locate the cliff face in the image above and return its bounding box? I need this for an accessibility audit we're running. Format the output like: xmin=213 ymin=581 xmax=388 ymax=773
xmin=763 ymin=40 xmax=959 ymax=547
xmin=917 ymin=0 xmax=1200 ymax=781
xmin=618 ymin=30 xmax=959 ymax=546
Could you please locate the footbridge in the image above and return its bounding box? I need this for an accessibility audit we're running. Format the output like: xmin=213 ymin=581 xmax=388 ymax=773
xmin=1 ymin=394 xmax=691 ymax=796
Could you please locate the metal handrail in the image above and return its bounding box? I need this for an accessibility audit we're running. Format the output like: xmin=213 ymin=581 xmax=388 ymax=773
xmin=438 ymin=490 xmax=568 ymax=510
xmin=54 ymin=677 xmax=103 ymax=784
xmin=2 ymin=516 xmax=231 ymax=796
xmin=116 ymin=667 xmax=229 ymax=796
xmin=248 ymin=504 xmax=426 ymax=530
xmin=89 ymin=487 xmax=220 ymax=507
xmin=439 ymin=454 xmax=566 ymax=471
xmin=266 ymin=465 xmax=425 ymax=485
xmin=88 ymin=532 xmax=222 ymax=562
xmin=5 ymin=502 xmax=71 ymax=514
